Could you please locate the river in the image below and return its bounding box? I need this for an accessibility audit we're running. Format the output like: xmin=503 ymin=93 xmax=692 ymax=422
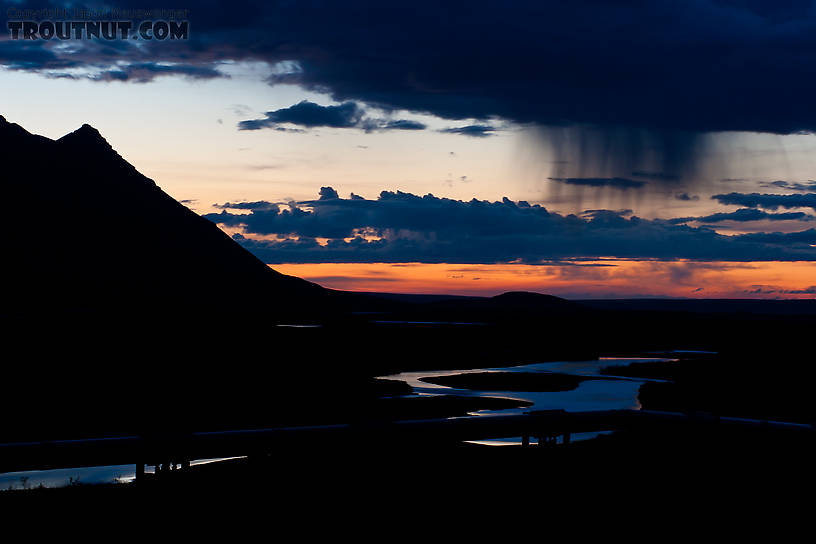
xmin=0 ymin=356 xmax=677 ymax=489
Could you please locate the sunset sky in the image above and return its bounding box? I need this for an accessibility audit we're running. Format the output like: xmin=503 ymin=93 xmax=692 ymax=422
xmin=3 ymin=1 xmax=816 ymax=298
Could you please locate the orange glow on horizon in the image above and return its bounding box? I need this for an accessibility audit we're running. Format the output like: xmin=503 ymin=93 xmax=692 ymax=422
xmin=271 ymin=261 xmax=816 ymax=299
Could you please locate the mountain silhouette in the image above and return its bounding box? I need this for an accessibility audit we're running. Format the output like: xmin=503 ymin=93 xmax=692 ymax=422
xmin=486 ymin=291 xmax=585 ymax=312
xmin=382 ymin=290 xmax=588 ymax=322
xmin=0 ymin=115 xmax=325 ymax=317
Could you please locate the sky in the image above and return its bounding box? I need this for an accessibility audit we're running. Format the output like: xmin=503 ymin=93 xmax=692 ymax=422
xmin=3 ymin=1 xmax=816 ymax=298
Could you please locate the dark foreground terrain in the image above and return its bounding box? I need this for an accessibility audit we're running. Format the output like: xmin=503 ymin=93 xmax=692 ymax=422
xmin=3 ymin=296 xmax=815 ymax=443
xmin=3 ymin=301 xmax=816 ymax=511
xmin=4 ymin=425 xmax=814 ymax=519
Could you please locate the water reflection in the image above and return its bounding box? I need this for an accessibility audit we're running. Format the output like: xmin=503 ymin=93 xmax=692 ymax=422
xmin=379 ymin=357 xmax=675 ymax=446
xmin=381 ymin=357 xmax=675 ymax=415
xmin=0 ymin=456 xmax=246 ymax=491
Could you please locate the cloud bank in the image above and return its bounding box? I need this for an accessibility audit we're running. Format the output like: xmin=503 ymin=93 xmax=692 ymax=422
xmin=204 ymin=188 xmax=816 ymax=264
xmin=237 ymin=100 xmax=428 ymax=133
xmin=713 ymin=193 xmax=816 ymax=212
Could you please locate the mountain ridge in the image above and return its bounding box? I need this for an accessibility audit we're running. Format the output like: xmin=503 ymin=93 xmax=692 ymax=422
xmin=0 ymin=117 xmax=326 ymax=318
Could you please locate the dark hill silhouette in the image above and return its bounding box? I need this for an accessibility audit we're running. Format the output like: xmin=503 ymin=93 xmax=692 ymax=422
xmin=336 ymin=290 xmax=587 ymax=319
xmin=0 ymin=115 xmax=324 ymax=317
xmin=382 ymin=290 xmax=588 ymax=322
xmin=487 ymin=291 xmax=585 ymax=312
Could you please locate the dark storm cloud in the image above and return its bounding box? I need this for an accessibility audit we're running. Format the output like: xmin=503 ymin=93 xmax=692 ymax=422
xmin=759 ymin=180 xmax=816 ymax=192
xmin=712 ymin=193 xmax=816 ymax=212
xmin=36 ymin=62 xmax=226 ymax=82
xmin=439 ymin=125 xmax=497 ymax=138
xmin=373 ymin=119 xmax=426 ymax=131
xmin=247 ymin=1 xmax=816 ymax=135
xmin=0 ymin=39 xmax=75 ymax=70
xmin=735 ymin=229 xmax=816 ymax=245
xmin=6 ymin=1 xmax=816 ymax=136
xmin=581 ymin=209 xmax=633 ymax=218
xmin=203 ymin=188 xmax=816 ymax=264
xmin=92 ymin=62 xmax=225 ymax=82
xmin=669 ymin=208 xmax=815 ymax=224
xmin=318 ymin=187 xmax=340 ymax=200
xmin=0 ymin=16 xmax=226 ymax=82
xmin=238 ymin=100 xmax=427 ymax=132
xmin=549 ymin=177 xmax=646 ymax=189
xmin=239 ymin=101 xmax=364 ymax=130
xmin=213 ymin=201 xmax=279 ymax=211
